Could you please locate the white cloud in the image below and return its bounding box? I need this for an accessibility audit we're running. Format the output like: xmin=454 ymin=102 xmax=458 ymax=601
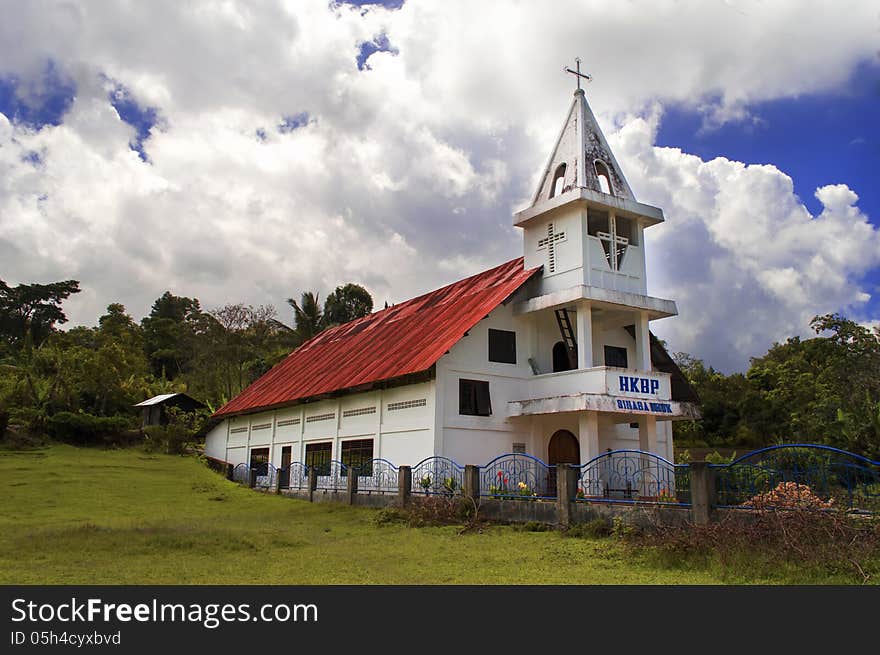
xmin=0 ymin=0 xmax=877 ymax=371
xmin=612 ymin=112 xmax=880 ymax=370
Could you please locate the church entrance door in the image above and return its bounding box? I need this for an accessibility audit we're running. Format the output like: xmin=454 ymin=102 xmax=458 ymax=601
xmin=547 ymin=430 xmax=580 ymax=496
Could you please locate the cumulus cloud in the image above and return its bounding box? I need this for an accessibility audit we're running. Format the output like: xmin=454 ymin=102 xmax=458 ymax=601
xmin=0 ymin=0 xmax=877 ymax=371
xmin=613 ymin=112 xmax=880 ymax=370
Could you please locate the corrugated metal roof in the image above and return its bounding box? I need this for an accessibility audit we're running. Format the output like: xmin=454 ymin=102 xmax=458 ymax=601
xmin=213 ymin=257 xmax=540 ymax=418
xmin=134 ymin=393 xmax=181 ymax=407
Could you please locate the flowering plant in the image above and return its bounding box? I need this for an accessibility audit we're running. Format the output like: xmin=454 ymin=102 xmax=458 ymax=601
xmin=419 ymin=475 xmax=432 ymax=491
xmin=517 ymin=481 xmax=537 ymax=497
xmin=656 ymin=486 xmax=677 ymax=503
xmin=489 ymin=471 xmax=510 ymax=497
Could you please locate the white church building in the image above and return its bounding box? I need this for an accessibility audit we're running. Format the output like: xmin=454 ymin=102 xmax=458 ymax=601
xmin=205 ymin=81 xmax=699 ymax=488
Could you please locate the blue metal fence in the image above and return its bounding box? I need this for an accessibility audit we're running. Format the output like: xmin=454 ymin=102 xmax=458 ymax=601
xmin=315 ymin=460 xmax=348 ymax=491
xmin=411 ymin=457 xmax=464 ymax=495
xmin=479 ymin=453 xmax=556 ymax=499
xmin=711 ymin=444 xmax=880 ymax=513
xmin=354 ymin=459 xmax=399 ymax=494
xmin=223 ymin=443 xmax=879 ymax=514
xmin=576 ymin=450 xmax=688 ymax=505
xmin=231 ymin=463 xmax=250 ymax=484
xmin=282 ymin=462 xmax=310 ymax=490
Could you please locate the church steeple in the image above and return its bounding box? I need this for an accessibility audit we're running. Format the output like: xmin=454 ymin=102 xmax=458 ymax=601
xmin=531 ymin=86 xmax=635 ymax=208
xmin=515 ymin=65 xmax=667 ymax=299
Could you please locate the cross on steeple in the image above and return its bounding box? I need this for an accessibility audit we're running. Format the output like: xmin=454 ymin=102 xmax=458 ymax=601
xmin=597 ymin=222 xmax=629 ymax=271
xmin=537 ymin=222 xmax=566 ymax=273
xmin=564 ymin=57 xmax=592 ymax=90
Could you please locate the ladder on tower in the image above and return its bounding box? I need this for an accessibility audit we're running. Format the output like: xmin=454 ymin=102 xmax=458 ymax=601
xmin=554 ymin=308 xmax=578 ymax=370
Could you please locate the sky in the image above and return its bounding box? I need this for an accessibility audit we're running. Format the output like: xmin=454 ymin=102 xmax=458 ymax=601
xmin=0 ymin=0 xmax=877 ymax=372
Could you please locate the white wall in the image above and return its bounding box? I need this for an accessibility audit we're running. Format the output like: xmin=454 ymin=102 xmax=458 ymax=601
xmin=204 ymin=422 xmax=227 ymax=461
xmin=435 ymin=298 xmax=535 ymax=465
xmin=204 ymin=380 xmax=436 ymax=469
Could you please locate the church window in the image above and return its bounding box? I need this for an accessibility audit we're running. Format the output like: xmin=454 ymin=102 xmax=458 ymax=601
xmin=549 ymin=163 xmax=567 ymax=199
xmin=552 ymin=341 xmax=574 ymax=372
xmin=305 ymin=442 xmax=332 ymax=476
xmin=615 ymin=215 xmax=637 ymax=246
xmin=488 ymin=328 xmax=517 ymax=364
xmin=587 ymin=209 xmax=609 ymax=238
xmin=604 ymin=345 xmax=628 ymax=368
xmin=588 ymin=209 xmax=631 ymax=270
xmin=249 ymin=447 xmax=270 ymax=475
xmin=595 ymin=160 xmax=613 ymax=195
xmin=459 ymin=379 xmax=491 ymax=416
xmin=341 ymin=438 xmax=373 ymax=476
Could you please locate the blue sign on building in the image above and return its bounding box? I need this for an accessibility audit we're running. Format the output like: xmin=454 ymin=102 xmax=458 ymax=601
xmin=618 ymin=375 xmax=660 ymax=395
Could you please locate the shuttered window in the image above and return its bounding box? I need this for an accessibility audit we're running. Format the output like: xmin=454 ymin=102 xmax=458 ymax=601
xmin=459 ymin=379 xmax=492 ymax=416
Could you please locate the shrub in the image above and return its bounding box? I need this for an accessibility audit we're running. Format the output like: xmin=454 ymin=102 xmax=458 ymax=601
xmin=0 ymin=406 xmax=8 ymax=439
xmin=374 ymin=496 xmax=482 ymax=531
xmin=565 ymin=517 xmax=613 ymax=539
xmin=644 ymin=509 xmax=880 ymax=583
xmin=373 ymin=508 xmax=409 ymax=526
xmin=514 ymin=521 xmax=553 ymax=533
xmin=142 ymin=406 xmax=204 ymax=455
xmin=45 ymin=411 xmax=132 ymax=445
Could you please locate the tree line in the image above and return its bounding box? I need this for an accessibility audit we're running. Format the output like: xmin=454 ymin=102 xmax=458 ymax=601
xmin=673 ymin=314 xmax=880 ymax=459
xmin=0 ymin=278 xmax=372 ymax=445
xmin=1 ymin=277 xmax=878 ymax=458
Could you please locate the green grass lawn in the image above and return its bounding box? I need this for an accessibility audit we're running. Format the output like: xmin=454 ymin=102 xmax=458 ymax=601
xmin=0 ymin=444 xmax=865 ymax=584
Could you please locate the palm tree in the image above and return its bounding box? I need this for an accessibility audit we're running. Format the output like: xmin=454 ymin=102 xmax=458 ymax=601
xmin=286 ymin=292 xmax=324 ymax=343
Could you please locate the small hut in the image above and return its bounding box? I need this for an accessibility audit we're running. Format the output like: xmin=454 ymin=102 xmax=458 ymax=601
xmin=134 ymin=393 xmax=205 ymax=429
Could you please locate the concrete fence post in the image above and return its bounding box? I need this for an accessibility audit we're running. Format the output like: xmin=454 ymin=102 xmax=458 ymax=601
xmin=397 ymin=465 xmax=412 ymax=507
xmin=463 ymin=465 xmax=480 ymax=503
xmin=274 ymin=473 xmax=282 ymax=495
xmin=248 ymin=469 xmax=257 ymax=489
xmin=556 ymin=464 xmax=578 ymax=527
xmin=689 ymin=461 xmax=715 ymax=525
xmin=346 ymin=467 xmax=358 ymax=505
xmin=308 ymin=468 xmax=318 ymax=502
xmin=225 ymin=464 xmax=233 ymax=481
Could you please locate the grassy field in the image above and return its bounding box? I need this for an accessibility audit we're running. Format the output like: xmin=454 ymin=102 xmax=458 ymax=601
xmin=0 ymin=444 xmax=866 ymax=584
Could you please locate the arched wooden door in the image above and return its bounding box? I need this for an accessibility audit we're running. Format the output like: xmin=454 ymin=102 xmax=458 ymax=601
xmin=547 ymin=430 xmax=580 ymax=496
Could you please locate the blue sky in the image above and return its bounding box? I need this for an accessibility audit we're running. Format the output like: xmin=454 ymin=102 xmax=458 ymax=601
xmin=657 ymin=60 xmax=879 ymax=223
xmin=0 ymin=1 xmax=877 ymax=372
xmin=655 ymin=58 xmax=880 ymax=321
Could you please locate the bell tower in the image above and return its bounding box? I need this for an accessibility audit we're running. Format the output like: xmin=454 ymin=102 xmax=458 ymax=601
xmin=515 ymin=65 xmax=667 ymax=299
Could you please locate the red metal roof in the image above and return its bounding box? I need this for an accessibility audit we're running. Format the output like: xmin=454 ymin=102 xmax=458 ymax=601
xmin=213 ymin=257 xmax=540 ymax=418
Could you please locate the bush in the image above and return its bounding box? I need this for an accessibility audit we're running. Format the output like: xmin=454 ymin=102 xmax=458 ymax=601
xmin=513 ymin=521 xmax=553 ymax=533
xmin=565 ymin=517 xmax=613 ymax=538
xmin=373 ymin=496 xmax=481 ymax=531
xmin=0 ymin=406 xmax=8 ymax=439
xmin=644 ymin=509 xmax=880 ymax=583
xmin=373 ymin=508 xmax=409 ymax=526
xmin=142 ymin=406 xmax=205 ymax=455
xmin=45 ymin=411 xmax=133 ymax=445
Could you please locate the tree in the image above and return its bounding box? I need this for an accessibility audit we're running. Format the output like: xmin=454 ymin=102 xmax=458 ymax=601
xmin=323 ymin=283 xmax=373 ymax=327
xmin=0 ymin=279 xmax=80 ymax=353
xmin=286 ymin=292 xmax=323 ymax=342
xmin=141 ymin=292 xmax=204 ymax=379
